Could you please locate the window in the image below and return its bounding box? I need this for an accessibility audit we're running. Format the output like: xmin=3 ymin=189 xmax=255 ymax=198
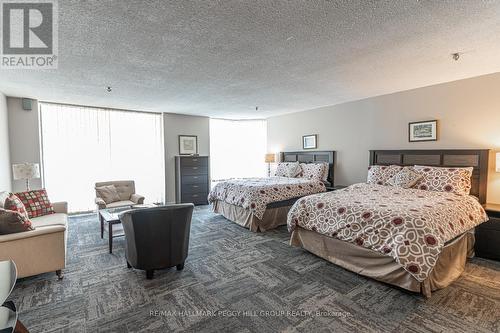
xmin=40 ymin=103 xmax=164 ymax=212
xmin=209 ymin=119 xmax=267 ymax=183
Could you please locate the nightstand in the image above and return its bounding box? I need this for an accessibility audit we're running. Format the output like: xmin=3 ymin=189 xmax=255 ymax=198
xmin=475 ymin=203 xmax=500 ymax=260
xmin=325 ymin=185 xmax=347 ymax=192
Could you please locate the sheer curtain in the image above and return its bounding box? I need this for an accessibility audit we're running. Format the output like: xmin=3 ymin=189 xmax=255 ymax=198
xmin=40 ymin=103 xmax=165 ymax=212
xmin=210 ymin=119 xmax=267 ymax=183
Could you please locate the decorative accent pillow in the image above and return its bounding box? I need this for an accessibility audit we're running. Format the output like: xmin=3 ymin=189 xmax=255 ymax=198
xmin=299 ymin=163 xmax=326 ymax=181
xmin=412 ymin=165 xmax=473 ymax=195
xmin=319 ymin=162 xmax=329 ymax=182
xmin=14 ymin=189 xmax=55 ymax=219
xmin=96 ymin=185 xmax=121 ymax=204
xmin=386 ymin=167 xmax=422 ymax=189
xmin=0 ymin=209 xmax=34 ymax=235
xmin=0 ymin=191 xmax=9 ymax=208
xmin=4 ymin=194 xmax=30 ymax=220
xmin=286 ymin=162 xmax=302 ymax=177
xmin=367 ymin=165 xmax=403 ymax=185
xmin=274 ymin=162 xmax=301 ymax=178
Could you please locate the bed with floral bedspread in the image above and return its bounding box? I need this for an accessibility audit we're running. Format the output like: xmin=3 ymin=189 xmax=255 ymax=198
xmin=287 ymin=183 xmax=488 ymax=293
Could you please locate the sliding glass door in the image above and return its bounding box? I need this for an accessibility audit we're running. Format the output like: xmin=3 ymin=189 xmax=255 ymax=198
xmin=40 ymin=103 xmax=165 ymax=212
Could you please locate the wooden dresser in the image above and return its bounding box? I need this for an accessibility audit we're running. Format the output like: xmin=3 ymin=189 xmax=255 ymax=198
xmin=175 ymin=156 xmax=210 ymax=205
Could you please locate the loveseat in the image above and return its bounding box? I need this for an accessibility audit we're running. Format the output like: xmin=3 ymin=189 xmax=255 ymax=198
xmin=0 ymin=200 xmax=68 ymax=279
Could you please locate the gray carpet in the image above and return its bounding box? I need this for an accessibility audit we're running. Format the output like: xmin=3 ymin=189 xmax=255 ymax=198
xmin=9 ymin=206 xmax=500 ymax=333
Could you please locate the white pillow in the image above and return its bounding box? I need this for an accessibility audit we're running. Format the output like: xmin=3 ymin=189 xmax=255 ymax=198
xmin=367 ymin=165 xmax=403 ymax=185
xmin=299 ymin=163 xmax=326 ymax=181
xmin=275 ymin=162 xmax=301 ymax=178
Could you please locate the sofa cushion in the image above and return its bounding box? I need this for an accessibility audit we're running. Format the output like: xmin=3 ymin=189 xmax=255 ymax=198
xmin=0 ymin=191 xmax=9 ymax=208
xmin=14 ymin=189 xmax=55 ymax=219
xmin=0 ymin=209 xmax=34 ymax=235
xmin=4 ymin=194 xmax=29 ymax=220
xmin=105 ymin=200 xmax=135 ymax=209
xmin=96 ymin=185 xmax=121 ymax=204
xmin=31 ymin=213 xmax=67 ymax=229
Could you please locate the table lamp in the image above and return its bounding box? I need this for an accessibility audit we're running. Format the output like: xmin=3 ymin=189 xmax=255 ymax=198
xmin=265 ymin=153 xmax=276 ymax=177
xmin=12 ymin=163 xmax=40 ymax=191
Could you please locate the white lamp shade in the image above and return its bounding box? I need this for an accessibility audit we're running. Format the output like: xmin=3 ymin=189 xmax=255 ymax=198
xmin=12 ymin=163 xmax=40 ymax=180
xmin=497 ymin=153 xmax=500 ymax=173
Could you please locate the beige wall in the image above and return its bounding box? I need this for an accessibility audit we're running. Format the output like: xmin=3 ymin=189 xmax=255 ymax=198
xmin=7 ymin=97 xmax=42 ymax=192
xmin=267 ymin=72 xmax=500 ymax=204
xmin=0 ymin=92 xmax=11 ymax=191
xmin=163 ymin=113 xmax=210 ymax=203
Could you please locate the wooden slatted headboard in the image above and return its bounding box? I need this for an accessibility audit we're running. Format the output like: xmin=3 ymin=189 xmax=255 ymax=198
xmin=280 ymin=151 xmax=335 ymax=186
xmin=369 ymin=149 xmax=489 ymax=204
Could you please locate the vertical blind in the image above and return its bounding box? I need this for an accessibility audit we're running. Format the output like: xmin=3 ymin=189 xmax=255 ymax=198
xmin=210 ymin=119 xmax=267 ymax=183
xmin=40 ymin=103 xmax=165 ymax=212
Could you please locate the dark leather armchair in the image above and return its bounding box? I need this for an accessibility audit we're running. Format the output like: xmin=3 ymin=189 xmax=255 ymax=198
xmin=119 ymin=204 xmax=194 ymax=279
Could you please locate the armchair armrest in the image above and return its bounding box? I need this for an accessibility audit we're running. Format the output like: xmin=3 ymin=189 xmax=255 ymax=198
xmin=52 ymin=201 xmax=68 ymax=214
xmin=95 ymin=197 xmax=107 ymax=209
xmin=130 ymin=194 xmax=145 ymax=204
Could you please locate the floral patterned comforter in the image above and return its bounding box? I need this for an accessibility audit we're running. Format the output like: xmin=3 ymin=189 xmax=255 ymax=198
xmin=208 ymin=177 xmax=326 ymax=220
xmin=287 ymin=183 xmax=488 ymax=282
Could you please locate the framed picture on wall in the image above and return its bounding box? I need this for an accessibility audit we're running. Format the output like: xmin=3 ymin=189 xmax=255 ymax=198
xmin=409 ymin=120 xmax=437 ymax=142
xmin=302 ymin=134 xmax=317 ymax=149
xmin=179 ymin=135 xmax=198 ymax=155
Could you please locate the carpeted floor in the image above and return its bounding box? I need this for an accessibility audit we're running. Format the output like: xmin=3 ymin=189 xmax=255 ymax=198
xmin=9 ymin=205 xmax=500 ymax=333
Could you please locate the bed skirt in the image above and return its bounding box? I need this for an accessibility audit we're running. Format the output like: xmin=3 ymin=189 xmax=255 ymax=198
xmin=290 ymin=227 xmax=474 ymax=297
xmin=213 ymin=200 xmax=290 ymax=232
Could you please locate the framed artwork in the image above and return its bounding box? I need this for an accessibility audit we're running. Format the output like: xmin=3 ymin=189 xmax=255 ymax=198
xmin=409 ymin=120 xmax=437 ymax=142
xmin=179 ymin=135 xmax=198 ymax=155
xmin=302 ymin=134 xmax=317 ymax=149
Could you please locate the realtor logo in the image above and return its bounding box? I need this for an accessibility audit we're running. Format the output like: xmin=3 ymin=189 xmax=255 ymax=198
xmin=1 ymin=0 xmax=58 ymax=69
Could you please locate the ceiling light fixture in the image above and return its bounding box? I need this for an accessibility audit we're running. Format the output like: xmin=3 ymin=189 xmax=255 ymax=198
xmin=106 ymin=86 xmax=112 ymax=92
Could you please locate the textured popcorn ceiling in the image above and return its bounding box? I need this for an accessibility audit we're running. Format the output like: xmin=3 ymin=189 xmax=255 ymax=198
xmin=1 ymin=0 xmax=500 ymax=118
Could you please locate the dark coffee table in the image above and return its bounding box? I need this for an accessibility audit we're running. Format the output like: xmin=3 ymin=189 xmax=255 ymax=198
xmin=99 ymin=205 xmax=158 ymax=254
xmin=1 ymin=260 xmax=29 ymax=333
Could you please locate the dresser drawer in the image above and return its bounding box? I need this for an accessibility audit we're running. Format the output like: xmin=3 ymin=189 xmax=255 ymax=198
xmin=182 ymin=192 xmax=208 ymax=204
xmin=180 ymin=157 xmax=208 ymax=167
xmin=182 ymin=165 xmax=208 ymax=176
xmin=182 ymin=175 xmax=208 ymax=185
xmin=182 ymin=183 xmax=208 ymax=194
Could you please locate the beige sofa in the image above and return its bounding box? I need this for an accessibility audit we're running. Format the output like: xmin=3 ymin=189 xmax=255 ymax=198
xmin=95 ymin=180 xmax=145 ymax=209
xmin=0 ymin=201 xmax=68 ymax=279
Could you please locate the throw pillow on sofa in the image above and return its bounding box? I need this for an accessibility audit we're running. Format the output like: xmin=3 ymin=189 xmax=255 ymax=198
xmin=0 ymin=191 xmax=9 ymax=208
xmin=14 ymin=189 xmax=55 ymax=219
xmin=0 ymin=209 xmax=34 ymax=235
xmin=4 ymin=193 xmax=30 ymax=220
xmin=96 ymin=185 xmax=121 ymax=204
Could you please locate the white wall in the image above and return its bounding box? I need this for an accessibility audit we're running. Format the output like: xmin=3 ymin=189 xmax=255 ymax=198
xmin=267 ymin=72 xmax=500 ymax=204
xmin=0 ymin=92 xmax=11 ymax=191
xmin=7 ymin=97 xmax=42 ymax=192
xmin=163 ymin=113 xmax=210 ymax=203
